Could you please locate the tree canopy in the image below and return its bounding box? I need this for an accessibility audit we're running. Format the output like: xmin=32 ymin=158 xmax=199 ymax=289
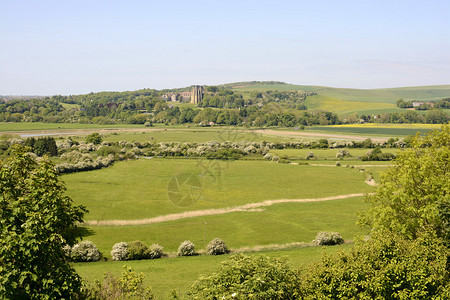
xmin=359 ymin=124 xmax=450 ymax=243
xmin=0 ymin=145 xmax=87 ymax=298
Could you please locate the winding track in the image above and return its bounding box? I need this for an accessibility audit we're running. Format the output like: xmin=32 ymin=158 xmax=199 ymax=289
xmin=84 ymin=192 xmax=374 ymax=226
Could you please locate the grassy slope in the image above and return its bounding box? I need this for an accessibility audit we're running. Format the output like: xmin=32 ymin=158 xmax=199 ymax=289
xmin=232 ymin=82 xmax=450 ymax=114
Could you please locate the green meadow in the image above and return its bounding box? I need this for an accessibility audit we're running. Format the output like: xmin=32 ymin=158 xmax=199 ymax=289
xmin=64 ymin=159 xmax=373 ymax=221
xmin=74 ymin=244 xmax=353 ymax=298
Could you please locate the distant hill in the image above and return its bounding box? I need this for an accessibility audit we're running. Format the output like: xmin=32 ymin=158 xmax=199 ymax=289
xmin=229 ymin=81 xmax=450 ymax=114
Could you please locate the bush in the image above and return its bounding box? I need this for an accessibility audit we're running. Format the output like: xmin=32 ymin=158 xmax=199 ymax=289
xmin=177 ymin=240 xmax=196 ymax=257
xmin=127 ymin=241 xmax=149 ymax=260
xmin=86 ymin=266 xmax=154 ymax=299
xmin=85 ymin=133 xmax=102 ymax=145
xmin=206 ymin=238 xmax=229 ymax=255
xmin=336 ymin=149 xmax=350 ymax=158
xmin=147 ymin=244 xmax=164 ymax=259
xmin=313 ymin=231 xmax=344 ymax=246
xmin=97 ymin=145 xmax=117 ymax=156
xmin=189 ymin=254 xmax=299 ymax=298
xmin=70 ymin=241 xmax=101 ymax=262
xmin=300 ymin=231 xmax=450 ymax=299
xmin=305 ymin=152 xmax=314 ymax=160
xmin=111 ymin=242 xmax=128 ymax=261
xmin=335 ymin=161 xmax=341 ymax=166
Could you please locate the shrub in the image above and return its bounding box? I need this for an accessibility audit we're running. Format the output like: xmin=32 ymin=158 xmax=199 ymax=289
xmin=305 ymin=152 xmax=314 ymax=160
xmin=313 ymin=231 xmax=344 ymax=246
xmin=127 ymin=241 xmax=149 ymax=260
xmin=300 ymin=231 xmax=450 ymax=299
xmin=86 ymin=266 xmax=154 ymax=299
xmin=147 ymin=244 xmax=164 ymax=259
xmin=336 ymin=149 xmax=350 ymax=158
xmin=97 ymin=145 xmax=117 ymax=156
xmin=70 ymin=241 xmax=101 ymax=262
xmin=206 ymin=238 xmax=229 ymax=255
xmin=335 ymin=161 xmax=341 ymax=166
xmin=85 ymin=133 xmax=102 ymax=145
xmin=177 ymin=240 xmax=196 ymax=257
xmin=111 ymin=242 xmax=128 ymax=261
xmin=189 ymin=254 xmax=299 ymax=298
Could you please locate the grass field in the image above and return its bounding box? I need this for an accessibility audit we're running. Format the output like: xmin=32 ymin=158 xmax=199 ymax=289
xmin=64 ymin=159 xmax=374 ymax=221
xmin=78 ymin=195 xmax=370 ymax=255
xmin=233 ymin=82 xmax=450 ymax=103
xmin=96 ymin=128 xmax=293 ymax=143
xmin=308 ymin=125 xmax=438 ymax=136
xmin=74 ymin=243 xmax=353 ymax=298
xmin=0 ymin=122 xmax=147 ymax=132
xmin=233 ymin=82 xmax=450 ymax=114
xmin=304 ymin=94 xmax=396 ymax=114
xmin=268 ymin=148 xmax=399 ymax=160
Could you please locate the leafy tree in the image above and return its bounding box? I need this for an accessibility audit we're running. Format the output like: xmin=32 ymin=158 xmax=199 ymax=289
xmin=359 ymin=124 xmax=450 ymax=243
xmin=425 ymin=109 xmax=449 ymax=124
xmin=0 ymin=145 xmax=87 ymax=298
xmin=85 ymin=132 xmax=102 ymax=145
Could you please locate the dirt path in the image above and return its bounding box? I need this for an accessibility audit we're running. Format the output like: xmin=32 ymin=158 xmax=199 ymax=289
xmin=84 ymin=192 xmax=373 ymax=226
xmin=253 ymin=129 xmax=388 ymax=142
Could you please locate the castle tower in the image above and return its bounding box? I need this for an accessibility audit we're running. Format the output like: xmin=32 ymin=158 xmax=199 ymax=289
xmin=190 ymin=85 xmax=204 ymax=104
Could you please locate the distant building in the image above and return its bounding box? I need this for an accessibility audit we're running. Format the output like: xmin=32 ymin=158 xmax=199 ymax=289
xmin=412 ymin=101 xmax=435 ymax=108
xmin=162 ymin=86 xmax=204 ymax=103
xmin=190 ymin=85 xmax=205 ymax=104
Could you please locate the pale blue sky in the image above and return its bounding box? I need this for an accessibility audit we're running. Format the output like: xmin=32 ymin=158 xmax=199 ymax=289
xmin=1 ymin=0 xmax=449 ymax=95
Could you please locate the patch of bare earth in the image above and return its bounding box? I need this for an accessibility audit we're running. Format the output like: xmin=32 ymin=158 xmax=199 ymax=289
xmin=84 ymin=193 xmax=373 ymax=226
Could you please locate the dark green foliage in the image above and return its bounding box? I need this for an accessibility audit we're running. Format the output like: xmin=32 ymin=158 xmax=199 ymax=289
xmin=0 ymin=145 xmax=87 ymax=299
xmin=300 ymin=230 xmax=450 ymax=299
xmin=127 ymin=241 xmax=149 ymax=260
xmin=189 ymin=254 xmax=299 ymax=299
xmin=396 ymin=98 xmax=413 ymax=108
xmin=204 ymin=148 xmax=243 ymax=160
xmin=361 ymin=147 xmax=395 ymax=161
xmin=26 ymin=136 xmax=58 ymax=156
xmin=126 ymin=241 xmax=164 ymax=260
xmin=85 ymin=132 xmax=102 ymax=145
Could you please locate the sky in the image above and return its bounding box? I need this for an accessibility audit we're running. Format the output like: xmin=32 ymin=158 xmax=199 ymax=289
xmin=1 ymin=0 xmax=449 ymax=95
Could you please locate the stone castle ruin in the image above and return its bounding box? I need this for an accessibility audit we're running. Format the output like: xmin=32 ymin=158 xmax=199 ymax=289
xmin=162 ymin=85 xmax=204 ymax=104
xmin=190 ymin=85 xmax=204 ymax=104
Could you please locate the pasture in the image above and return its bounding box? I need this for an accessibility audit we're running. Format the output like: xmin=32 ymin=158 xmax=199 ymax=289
xmin=74 ymin=244 xmax=353 ymax=298
xmin=64 ymin=159 xmax=374 ymax=222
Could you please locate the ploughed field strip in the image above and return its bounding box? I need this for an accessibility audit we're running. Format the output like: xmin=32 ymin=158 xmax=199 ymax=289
xmin=84 ymin=193 xmax=372 ymax=226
